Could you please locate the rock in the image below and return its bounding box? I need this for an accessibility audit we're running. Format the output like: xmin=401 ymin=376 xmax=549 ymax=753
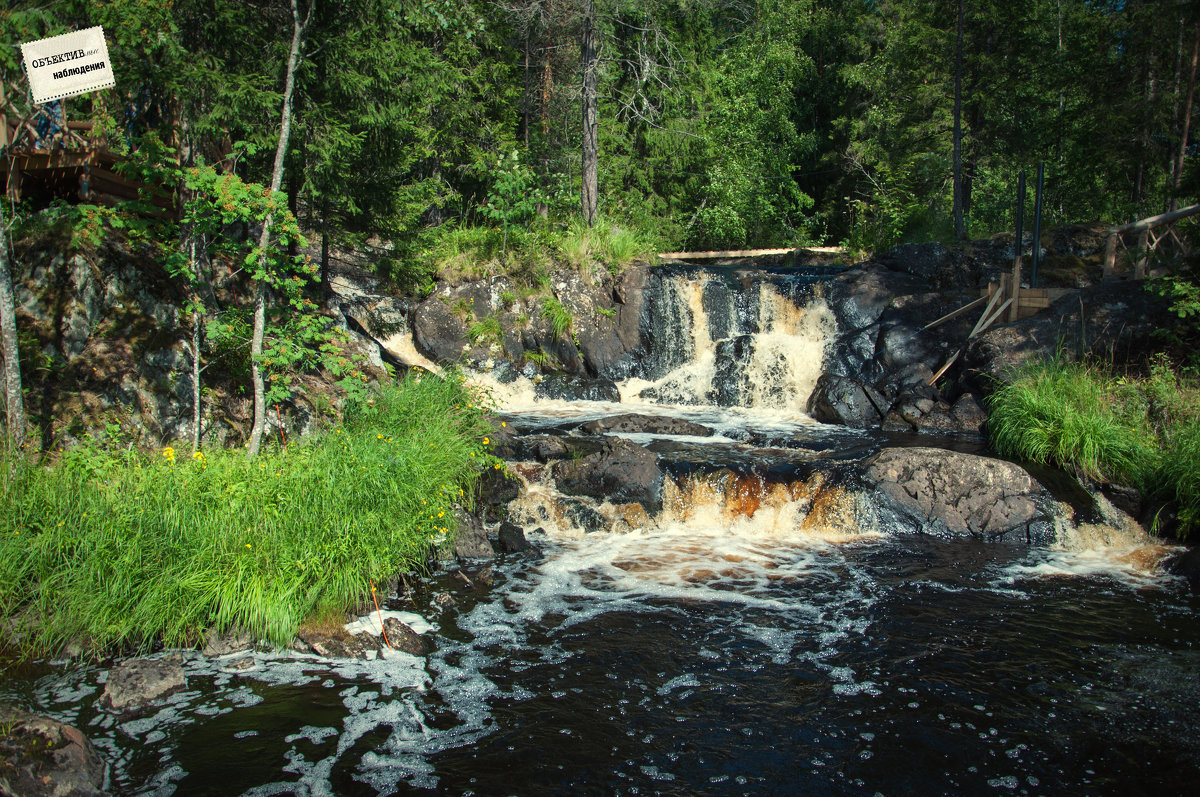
xmin=533 ymin=374 xmax=621 ymax=402
xmin=0 ymin=705 xmax=109 ymax=797
xmin=578 ymin=413 xmax=713 ymax=437
xmin=411 ymin=293 xmax=471 ymax=364
xmin=552 ymin=438 xmax=664 ymax=512
xmin=432 ymin=592 xmax=457 ymax=611
xmin=295 ymin=626 xmax=376 ymax=659
xmin=475 ymin=466 xmax=520 ymax=521
xmin=201 ymin=628 xmax=253 ymax=657
xmin=807 ymin=374 xmax=888 ymax=427
xmin=949 ymin=393 xmax=988 ymax=434
xmin=101 ymin=658 xmax=186 ymax=715
xmin=380 ymin=618 xmax=430 ymax=656
xmin=453 ymin=512 xmax=494 ymax=561
xmin=608 ymin=502 xmax=652 ymax=533
xmin=1166 ymin=546 xmax=1200 ymax=594
xmin=866 ymin=447 xmax=1056 ymax=542
xmin=497 ymin=521 xmax=532 ymax=552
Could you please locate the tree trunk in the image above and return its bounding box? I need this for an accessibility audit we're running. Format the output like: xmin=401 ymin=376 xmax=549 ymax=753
xmin=951 ymin=0 xmax=966 ymax=241
xmin=0 ymin=200 xmax=25 ymax=448
xmin=249 ymin=0 xmax=313 ymax=457
xmin=581 ymin=0 xmax=599 ymax=227
xmin=1171 ymin=21 xmax=1200 ymax=213
xmin=190 ymin=294 xmax=202 ymax=453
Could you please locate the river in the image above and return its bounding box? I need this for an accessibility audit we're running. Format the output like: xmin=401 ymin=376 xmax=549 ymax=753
xmin=2 ymin=266 xmax=1197 ymax=795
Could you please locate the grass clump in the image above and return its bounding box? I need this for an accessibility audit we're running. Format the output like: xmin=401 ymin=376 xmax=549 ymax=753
xmin=558 ymin=216 xmax=656 ymax=277
xmin=0 ymin=370 xmax=497 ymax=655
xmin=986 ymin=356 xmax=1200 ymax=538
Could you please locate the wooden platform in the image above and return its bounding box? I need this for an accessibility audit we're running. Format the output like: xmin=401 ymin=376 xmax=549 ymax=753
xmin=3 ymin=116 xmax=174 ymax=216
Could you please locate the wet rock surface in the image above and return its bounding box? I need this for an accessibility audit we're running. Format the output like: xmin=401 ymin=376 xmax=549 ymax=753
xmin=294 ymin=626 xmax=376 ymax=660
xmin=497 ymin=522 xmax=533 ymax=553
xmin=380 ymin=619 xmax=429 ymax=656
xmin=0 ymin=705 xmax=109 ymax=797
xmin=551 ymin=438 xmax=664 ymax=512
xmin=100 ymin=658 xmax=186 ymax=715
xmin=866 ymin=447 xmax=1056 ymax=542
xmin=578 ymin=413 xmax=713 ymax=437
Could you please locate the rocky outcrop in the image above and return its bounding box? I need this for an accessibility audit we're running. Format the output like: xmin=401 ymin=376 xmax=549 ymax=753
xmin=865 ymin=447 xmax=1057 ymax=542
xmin=551 ymin=438 xmax=664 ymax=512
xmin=100 ymin=658 xmax=186 ymax=715
xmin=0 ymin=705 xmax=109 ymax=797
xmin=409 ymin=268 xmax=651 ymax=392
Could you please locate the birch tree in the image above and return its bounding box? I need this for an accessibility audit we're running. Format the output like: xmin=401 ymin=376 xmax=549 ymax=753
xmin=248 ymin=0 xmax=314 ymax=457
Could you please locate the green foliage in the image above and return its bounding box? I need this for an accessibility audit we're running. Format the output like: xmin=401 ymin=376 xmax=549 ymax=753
xmin=468 ymin=316 xmax=504 ymax=348
xmin=540 ymin=296 xmax=573 ymax=340
xmin=1148 ymin=257 xmax=1200 ymax=372
xmin=986 ymin=357 xmax=1200 ymax=539
xmin=0 ymin=372 xmax=497 ymax=653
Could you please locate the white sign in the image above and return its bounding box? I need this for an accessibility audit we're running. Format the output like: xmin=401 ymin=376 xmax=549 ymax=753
xmin=21 ymin=26 xmax=115 ymax=104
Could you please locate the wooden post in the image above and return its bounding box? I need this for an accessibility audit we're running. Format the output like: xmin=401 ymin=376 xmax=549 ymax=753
xmin=1008 ymin=254 xmax=1022 ymax=322
xmin=1103 ymin=231 xmax=1118 ymax=277
xmin=1135 ymin=229 xmax=1150 ymax=279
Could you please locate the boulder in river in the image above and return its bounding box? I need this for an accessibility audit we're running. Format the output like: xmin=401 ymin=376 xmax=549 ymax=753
xmin=578 ymin=413 xmax=714 ymax=437
xmin=497 ymin=521 xmax=533 ymax=553
xmin=0 ymin=705 xmax=109 ymax=797
xmin=380 ymin=618 xmax=430 ymax=656
xmin=866 ymin=447 xmax=1056 ymax=543
xmin=100 ymin=658 xmax=186 ymax=715
xmin=551 ymin=438 xmax=664 ymax=513
xmin=453 ymin=511 xmax=495 ymax=561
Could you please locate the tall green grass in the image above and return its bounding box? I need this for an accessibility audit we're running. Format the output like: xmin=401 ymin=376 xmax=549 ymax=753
xmin=0 ymin=371 xmax=496 ymax=654
xmin=986 ymin=357 xmax=1199 ymax=538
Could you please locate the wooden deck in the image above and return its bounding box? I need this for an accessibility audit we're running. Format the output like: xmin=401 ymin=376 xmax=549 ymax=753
xmin=2 ymin=97 xmax=174 ymax=215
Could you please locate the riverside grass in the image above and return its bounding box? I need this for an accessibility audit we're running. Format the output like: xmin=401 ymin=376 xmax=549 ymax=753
xmin=986 ymin=357 xmax=1200 ymax=537
xmin=0 ymin=371 xmax=497 ymax=655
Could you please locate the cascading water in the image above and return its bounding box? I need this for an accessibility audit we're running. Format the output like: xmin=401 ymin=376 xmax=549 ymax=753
xmin=619 ymin=271 xmax=836 ymax=411
xmin=4 ymin=265 xmax=1197 ymax=795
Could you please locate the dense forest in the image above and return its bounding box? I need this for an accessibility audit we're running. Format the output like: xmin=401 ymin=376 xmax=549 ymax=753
xmin=4 ymin=0 xmax=1198 ymax=254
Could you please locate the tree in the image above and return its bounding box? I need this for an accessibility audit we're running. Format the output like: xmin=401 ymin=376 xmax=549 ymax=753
xmin=248 ymin=0 xmax=314 ymax=457
xmin=951 ymin=0 xmax=966 ymax=240
xmin=0 ymin=201 xmax=25 ymax=448
xmin=581 ymin=0 xmax=599 ymax=226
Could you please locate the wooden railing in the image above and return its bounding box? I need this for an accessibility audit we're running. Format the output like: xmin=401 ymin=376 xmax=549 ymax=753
xmin=1103 ymin=203 xmax=1200 ymax=279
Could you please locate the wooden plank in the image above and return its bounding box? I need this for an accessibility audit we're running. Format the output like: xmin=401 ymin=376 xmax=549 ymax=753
xmin=659 ymin=247 xmax=796 ymax=259
xmin=921 ymin=295 xmax=987 ymax=333
xmin=979 ymin=298 xmax=1013 ymax=334
xmin=928 ymin=351 xmax=960 ymax=386
xmin=970 ymin=282 xmax=1006 ymax=337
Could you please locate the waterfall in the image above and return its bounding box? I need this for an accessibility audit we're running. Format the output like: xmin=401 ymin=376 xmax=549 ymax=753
xmin=621 ymin=270 xmax=835 ymax=412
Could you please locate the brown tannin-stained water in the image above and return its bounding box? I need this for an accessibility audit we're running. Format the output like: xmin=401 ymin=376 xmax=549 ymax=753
xmin=3 ymin=267 xmax=1197 ymax=795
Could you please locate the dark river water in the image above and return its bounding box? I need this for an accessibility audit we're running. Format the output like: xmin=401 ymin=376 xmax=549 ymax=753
xmin=3 ymin=526 xmax=1196 ymax=796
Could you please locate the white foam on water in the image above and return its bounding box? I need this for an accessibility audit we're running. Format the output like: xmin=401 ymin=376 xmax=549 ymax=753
xmin=994 ymin=520 xmax=1179 ymax=590
xmin=344 ymin=609 xmax=433 ymax=637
